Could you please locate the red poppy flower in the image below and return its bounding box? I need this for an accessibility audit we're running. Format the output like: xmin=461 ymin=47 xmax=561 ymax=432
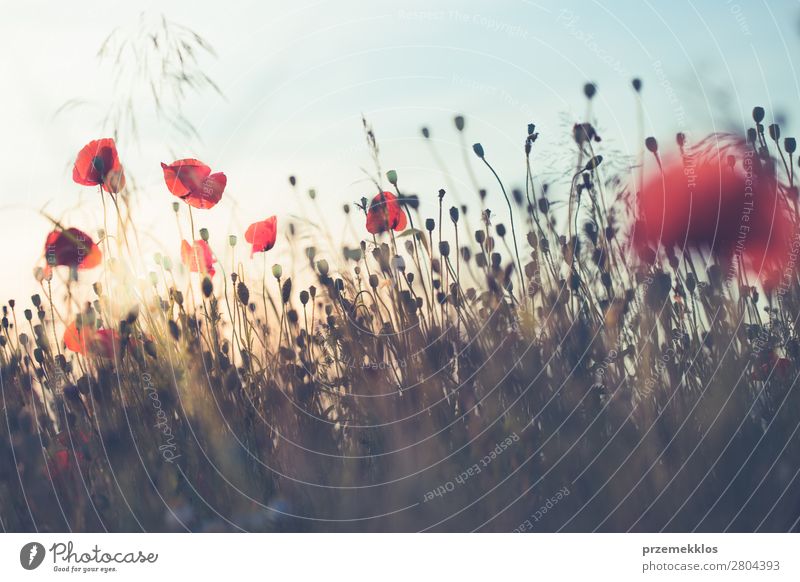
xmin=181 ymin=239 xmax=216 ymax=277
xmin=43 ymin=228 xmax=102 ymax=277
xmin=245 ymin=216 xmax=278 ymax=256
xmin=634 ymin=135 xmax=792 ymax=285
xmin=73 ymin=138 xmax=126 ymax=193
xmin=366 ymin=191 xmax=407 ymax=234
xmin=162 ymin=159 xmax=227 ymax=209
xmin=64 ymin=321 xmax=120 ymax=359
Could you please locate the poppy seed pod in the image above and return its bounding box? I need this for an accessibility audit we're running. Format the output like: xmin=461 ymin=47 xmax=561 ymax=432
xmin=645 ymin=137 xmax=658 ymax=153
xmin=449 ymin=206 xmax=459 ymax=223
xmin=369 ymin=274 xmax=379 ymax=288
xmin=632 ymin=78 xmax=642 ymax=92
xmin=31 ymin=294 xmax=41 ymax=308
xmin=272 ymin=264 xmax=283 ymax=279
xmin=784 ymin=138 xmax=796 ymax=154
xmin=421 ymin=127 xmax=430 ymax=139
xmin=386 ymin=170 xmax=398 ymax=185
xmin=425 ymin=218 xmax=435 ymax=232
xmin=229 ymin=235 xmax=237 ymax=247
xmin=752 ymin=106 xmax=765 ymax=123
xmin=172 ymin=201 xmax=181 ymax=213
xmin=308 ymin=189 xmax=316 ymax=200
xmin=475 ymin=230 xmax=486 ymax=244
xmin=676 ymin=132 xmax=686 ymax=147
xmin=316 ymin=260 xmax=329 ymax=276
xmin=747 ymin=128 xmax=758 ymax=144
xmin=472 ymin=143 xmax=485 ymax=159
xmin=584 ymin=82 xmax=597 ymax=99
xmin=496 ymin=224 xmax=507 ymax=238
xmin=769 ymin=124 xmax=780 ymax=142
xmin=439 ymin=241 xmax=450 ymax=257
xmin=454 ymin=115 xmax=465 ymax=131
xmin=299 ymin=290 xmax=309 ymax=305
xmin=199 ymin=228 xmax=209 ymax=242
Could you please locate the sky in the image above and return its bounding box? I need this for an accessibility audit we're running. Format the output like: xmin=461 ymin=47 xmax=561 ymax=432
xmin=1 ymin=0 xmax=799 ymax=301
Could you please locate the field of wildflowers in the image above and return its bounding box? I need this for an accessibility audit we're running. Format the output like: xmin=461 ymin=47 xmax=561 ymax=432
xmin=2 ymin=50 xmax=800 ymax=532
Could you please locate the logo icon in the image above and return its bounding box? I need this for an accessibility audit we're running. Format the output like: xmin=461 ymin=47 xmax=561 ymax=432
xmin=20 ymin=542 xmax=46 ymax=570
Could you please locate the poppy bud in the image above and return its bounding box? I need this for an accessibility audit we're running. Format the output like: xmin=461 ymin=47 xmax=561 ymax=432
xmin=769 ymin=124 xmax=780 ymax=141
xmin=300 ymin=290 xmax=309 ymax=305
xmin=496 ymin=224 xmax=507 ymax=238
xmin=172 ymin=201 xmax=180 ymax=213
xmin=148 ymin=272 xmax=158 ymax=286
xmin=308 ymin=189 xmax=316 ymax=200
xmin=784 ymin=138 xmax=796 ymax=154
xmin=632 ymin=78 xmax=642 ymax=92
xmin=512 ymin=189 xmax=523 ymax=206
xmin=747 ymin=128 xmax=758 ymax=144
xmin=686 ymin=273 xmax=696 ymax=294
xmin=438 ymin=188 xmax=446 ymax=200
xmin=24 ymin=309 xmax=32 ymax=321
xmin=173 ymin=290 xmax=184 ymax=306
xmin=454 ymin=115 xmax=465 ymax=131
xmin=439 ymin=241 xmax=450 ymax=257
xmin=272 ymin=264 xmax=283 ymax=279
xmin=168 ymin=320 xmax=181 ymax=341
xmin=201 ymin=277 xmax=213 ymax=298
xmin=369 ymin=274 xmax=379 ymax=288
xmin=309 ymin=285 xmax=317 ymax=299
xmin=237 ymin=282 xmax=250 ymax=305
xmin=475 ymin=230 xmax=486 ymax=244
xmin=584 ymin=155 xmax=603 ymax=170
xmin=289 ymin=175 xmax=296 ymax=187
xmin=229 ymin=235 xmax=237 ymax=247
xmin=752 ymin=106 xmax=765 ymax=123
xmin=676 ymin=132 xmax=686 ymax=147
xmin=473 ymin=143 xmax=485 ymax=159
xmin=421 ymin=127 xmax=430 ymax=139
xmin=479 ymin=189 xmax=487 ymax=201
xmin=406 ymin=272 xmax=415 ymax=284
xmin=386 ymin=170 xmax=398 ymax=185
xmin=449 ymin=206 xmax=459 ymax=223
xmin=31 ymin=294 xmax=41 ymax=308
xmin=645 ymin=137 xmax=658 ymax=153
xmin=392 ymin=255 xmax=406 ymax=271
xmin=282 ymin=278 xmax=292 ymax=304
xmin=425 ymin=218 xmax=435 ymax=232
xmin=199 ymin=228 xmax=209 ymax=242
xmin=316 ymin=260 xmax=329 ymax=276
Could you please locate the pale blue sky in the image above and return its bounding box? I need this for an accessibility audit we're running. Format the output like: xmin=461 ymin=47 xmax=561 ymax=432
xmin=1 ymin=0 xmax=798 ymax=299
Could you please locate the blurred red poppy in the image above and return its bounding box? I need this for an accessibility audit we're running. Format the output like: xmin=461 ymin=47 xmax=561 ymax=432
xmin=245 ymin=216 xmax=278 ymax=256
xmin=73 ymin=138 xmax=126 ymax=193
xmin=181 ymin=239 xmax=216 ymax=277
xmin=634 ymin=135 xmax=793 ymax=286
xmin=64 ymin=321 xmax=120 ymax=359
xmin=162 ymin=159 xmax=227 ymax=209
xmin=366 ymin=191 xmax=407 ymax=234
xmin=43 ymin=228 xmax=102 ymax=278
